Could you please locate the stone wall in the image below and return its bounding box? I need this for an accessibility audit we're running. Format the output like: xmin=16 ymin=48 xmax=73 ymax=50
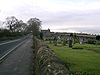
xmin=33 ymin=38 xmax=70 ymax=75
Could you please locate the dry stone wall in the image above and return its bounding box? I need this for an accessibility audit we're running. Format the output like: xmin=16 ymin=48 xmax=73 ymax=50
xmin=33 ymin=38 xmax=70 ymax=75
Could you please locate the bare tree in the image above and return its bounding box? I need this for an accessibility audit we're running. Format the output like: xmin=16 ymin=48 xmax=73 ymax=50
xmin=4 ymin=16 xmax=28 ymax=33
xmin=27 ymin=18 xmax=41 ymax=37
xmin=16 ymin=20 xmax=27 ymax=32
xmin=4 ymin=16 xmax=19 ymax=32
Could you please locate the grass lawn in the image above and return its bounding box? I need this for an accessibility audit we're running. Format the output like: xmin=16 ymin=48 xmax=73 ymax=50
xmin=47 ymin=42 xmax=100 ymax=75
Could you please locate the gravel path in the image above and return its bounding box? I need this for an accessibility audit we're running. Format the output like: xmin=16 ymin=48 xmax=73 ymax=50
xmin=0 ymin=37 xmax=33 ymax=75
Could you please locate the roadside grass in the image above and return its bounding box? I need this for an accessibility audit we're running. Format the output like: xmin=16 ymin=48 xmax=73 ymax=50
xmin=47 ymin=42 xmax=100 ymax=75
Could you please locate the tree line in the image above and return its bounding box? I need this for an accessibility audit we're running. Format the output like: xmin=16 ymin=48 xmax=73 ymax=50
xmin=0 ymin=16 xmax=41 ymax=40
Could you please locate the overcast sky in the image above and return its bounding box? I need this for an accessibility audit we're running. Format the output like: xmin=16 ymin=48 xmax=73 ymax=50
xmin=0 ymin=0 xmax=100 ymax=34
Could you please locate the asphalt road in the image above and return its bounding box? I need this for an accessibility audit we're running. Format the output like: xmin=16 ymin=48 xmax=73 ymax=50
xmin=0 ymin=35 xmax=31 ymax=58
xmin=0 ymin=36 xmax=33 ymax=75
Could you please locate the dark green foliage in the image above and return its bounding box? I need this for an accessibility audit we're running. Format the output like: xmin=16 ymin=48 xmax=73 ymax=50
xmin=68 ymin=33 xmax=73 ymax=48
xmin=62 ymin=40 xmax=66 ymax=46
xmin=87 ymin=39 xmax=95 ymax=44
xmin=49 ymin=38 xmax=52 ymax=44
xmin=53 ymin=36 xmax=57 ymax=46
xmin=0 ymin=29 xmax=10 ymax=37
xmin=40 ymin=32 xmax=43 ymax=40
xmin=96 ymin=35 xmax=100 ymax=40
xmin=69 ymin=40 xmax=73 ymax=47
xmin=96 ymin=40 xmax=100 ymax=45
xmin=0 ymin=29 xmax=24 ymax=41
xmin=54 ymin=41 xmax=57 ymax=46
xmin=73 ymin=33 xmax=79 ymax=44
xmin=72 ymin=47 xmax=83 ymax=49
xmin=70 ymin=33 xmax=73 ymax=37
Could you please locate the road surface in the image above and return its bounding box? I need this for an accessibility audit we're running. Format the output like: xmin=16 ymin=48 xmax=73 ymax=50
xmin=0 ymin=36 xmax=29 ymax=58
xmin=0 ymin=36 xmax=33 ymax=75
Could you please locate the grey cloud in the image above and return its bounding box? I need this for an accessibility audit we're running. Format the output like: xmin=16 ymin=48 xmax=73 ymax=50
xmin=43 ymin=10 xmax=100 ymax=26
xmin=0 ymin=0 xmax=100 ymax=34
xmin=56 ymin=26 xmax=100 ymax=34
xmin=42 ymin=10 xmax=100 ymax=34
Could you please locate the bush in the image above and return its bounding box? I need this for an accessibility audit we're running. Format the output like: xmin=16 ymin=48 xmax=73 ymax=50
xmin=87 ymin=39 xmax=95 ymax=44
xmin=72 ymin=47 xmax=83 ymax=49
xmin=62 ymin=40 xmax=67 ymax=46
xmin=96 ymin=35 xmax=100 ymax=40
xmin=96 ymin=40 xmax=100 ymax=45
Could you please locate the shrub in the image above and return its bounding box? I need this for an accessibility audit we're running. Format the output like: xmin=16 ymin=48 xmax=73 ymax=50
xmin=62 ymin=40 xmax=67 ymax=46
xmin=72 ymin=47 xmax=83 ymax=49
xmin=87 ymin=39 xmax=95 ymax=44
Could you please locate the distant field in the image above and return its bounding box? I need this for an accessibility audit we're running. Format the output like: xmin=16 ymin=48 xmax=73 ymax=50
xmin=47 ymin=42 xmax=100 ymax=75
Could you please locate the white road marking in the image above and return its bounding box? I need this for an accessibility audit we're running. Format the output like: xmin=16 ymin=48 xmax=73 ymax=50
xmin=0 ymin=39 xmax=21 ymax=46
xmin=0 ymin=39 xmax=26 ymax=62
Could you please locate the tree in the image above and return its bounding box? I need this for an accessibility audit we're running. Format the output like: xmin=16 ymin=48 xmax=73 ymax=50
xmin=16 ymin=20 xmax=27 ymax=32
xmin=4 ymin=16 xmax=21 ymax=32
xmin=53 ymin=36 xmax=57 ymax=46
xmin=40 ymin=32 xmax=43 ymax=40
xmin=27 ymin=18 xmax=41 ymax=37
xmin=4 ymin=16 xmax=28 ymax=33
xmin=69 ymin=33 xmax=73 ymax=48
xmin=96 ymin=35 xmax=100 ymax=41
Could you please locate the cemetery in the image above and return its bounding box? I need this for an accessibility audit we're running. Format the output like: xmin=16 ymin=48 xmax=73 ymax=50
xmin=41 ymin=29 xmax=100 ymax=75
